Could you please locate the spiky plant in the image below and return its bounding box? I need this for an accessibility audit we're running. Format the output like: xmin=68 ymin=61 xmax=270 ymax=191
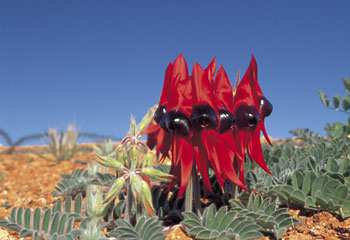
xmin=229 ymin=194 xmax=299 ymax=239
xmin=0 ymin=194 xmax=85 ymax=239
xmin=181 ymin=203 xmax=264 ymax=240
xmin=81 ymin=184 xmax=110 ymax=240
xmin=97 ymin=109 xmax=172 ymax=224
xmin=34 ymin=124 xmax=79 ymax=164
xmin=93 ymin=139 xmax=117 ymax=158
xmin=109 ymin=216 xmax=165 ymax=240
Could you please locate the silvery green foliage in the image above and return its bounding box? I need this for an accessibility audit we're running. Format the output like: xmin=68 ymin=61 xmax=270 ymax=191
xmin=43 ymin=124 xmax=79 ymax=164
xmin=0 ymin=194 xmax=85 ymax=239
xmin=229 ymin=194 xmax=298 ymax=239
xmin=52 ymin=168 xmax=115 ymax=197
xmin=181 ymin=203 xmax=264 ymax=240
xmin=93 ymin=139 xmax=117 ymax=159
xmin=271 ymin=170 xmax=350 ymax=219
xmin=318 ymin=78 xmax=350 ymax=138
xmin=247 ymin=129 xmax=350 ymax=193
xmin=109 ymin=216 xmax=165 ymax=240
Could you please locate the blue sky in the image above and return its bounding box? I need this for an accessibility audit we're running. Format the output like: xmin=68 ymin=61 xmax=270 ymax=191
xmin=1 ymin=1 xmax=349 ymax=145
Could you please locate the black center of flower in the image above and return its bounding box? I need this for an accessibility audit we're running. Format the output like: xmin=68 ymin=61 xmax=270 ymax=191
xmin=159 ymin=110 xmax=192 ymax=137
xmin=217 ymin=108 xmax=235 ymax=134
xmin=154 ymin=105 xmax=167 ymax=124
xmin=234 ymin=105 xmax=259 ymax=128
xmin=191 ymin=104 xmax=218 ymax=132
xmin=259 ymin=96 xmax=273 ymax=119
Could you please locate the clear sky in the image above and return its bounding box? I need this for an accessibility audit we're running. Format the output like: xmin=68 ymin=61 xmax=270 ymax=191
xmin=1 ymin=1 xmax=349 ymax=145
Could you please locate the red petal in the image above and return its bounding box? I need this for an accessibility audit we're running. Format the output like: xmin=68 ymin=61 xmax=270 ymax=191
xmin=193 ymin=133 xmax=212 ymax=193
xmin=215 ymin=133 xmax=246 ymax=190
xmin=191 ymin=62 xmax=218 ymax=113
xmin=177 ymin=137 xmax=194 ymax=198
xmin=172 ymin=54 xmax=189 ymax=81
xmin=232 ymin=56 xmax=259 ymax=112
xmin=247 ymin=125 xmax=271 ymax=174
xmin=214 ymin=65 xmax=234 ymax=110
xmin=159 ymin=62 xmax=173 ymax=106
xmin=201 ymin=130 xmax=225 ymax=188
xmin=142 ymin=119 xmax=159 ymax=135
xmin=260 ymin=121 xmax=272 ymax=146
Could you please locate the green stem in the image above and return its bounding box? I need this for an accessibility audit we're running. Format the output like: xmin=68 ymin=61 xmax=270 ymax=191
xmin=125 ymin=182 xmax=133 ymax=223
xmin=231 ymin=184 xmax=238 ymax=200
xmin=185 ymin=167 xmax=194 ymax=212
xmin=193 ymin=166 xmax=202 ymax=216
xmin=185 ymin=165 xmax=201 ymax=214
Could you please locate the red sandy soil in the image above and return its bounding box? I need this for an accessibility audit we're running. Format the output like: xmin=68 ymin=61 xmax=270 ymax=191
xmin=1 ymin=142 xmax=350 ymax=240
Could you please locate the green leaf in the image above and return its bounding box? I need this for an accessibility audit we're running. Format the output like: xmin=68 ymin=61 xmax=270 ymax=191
xmin=202 ymin=204 xmax=216 ymax=228
xmin=318 ymin=91 xmax=330 ymax=107
xmin=327 ymin=158 xmax=339 ymax=172
xmin=292 ymin=171 xmax=303 ymax=189
xmin=74 ymin=193 xmax=82 ymax=215
xmin=339 ymin=157 xmax=350 ymax=175
xmin=302 ymin=172 xmax=315 ymax=197
xmin=331 ymin=185 xmax=348 ymax=205
xmin=342 ymin=95 xmax=350 ymax=111
xmin=182 ymin=212 xmax=201 ymax=225
xmin=333 ymin=94 xmax=342 ymax=109
xmin=182 ymin=219 xmax=202 ymax=229
xmin=187 ymin=227 xmax=204 ymax=237
xmin=311 ymin=175 xmax=327 ymax=198
xmin=343 ymin=78 xmax=350 ymax=93
xmin=24 ymin=208 xmax=31 ymax=229
xmin=290 ymin=189 xmax=306 ymax=207
xmin=135 ymin=216 xmax=146 ymax=233
xmin=217 ymin=211 xmax=237 ymax=231
xmin=210 ymin=206 xmax=227 ymax=230
xmin=33 ymin=208 xmax=41 ymax=232
xmin=50 ymin=212 xmax=60 ymax=235
xmin=57 ymin=214 xmax=68 ymax=235
xmin=64 ymin=196 xmax=72 ymax=213
xmin=42 ymin=208 xmax=51 ymax=234
xmin=195 ymin=229 xmax=212 ymax=239
xmin=322 ymin=180 xmax=341 ymax=201
xmin=241 ymin=231 xmax=264 ymax=239
xmin=17 ymin=207 xmax=24 ymax=227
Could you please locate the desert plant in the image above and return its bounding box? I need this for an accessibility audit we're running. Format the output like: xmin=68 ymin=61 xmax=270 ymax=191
xmin=93 ymin=139 xmax=117 ymax=159
xmin=271 ymin=170 xmax=350 ymax=219
xmin=96 ymin=111 xmax=172 ymax=224
xmin=319 ymin=78 xmax=350 ymax=138
xmin=109 ymin=216 xmax=165 ymax=240
xmin=229 ymin=194 xmax=299 ymax=239
xmin=0 ymin=194 xmax=85 ymax=239
xmin=81 ymin=184 xmax=109 ymax=240
xmin=34 ymin=124 xmax=80 ymax=164
xmin=181 ymin=203 xmax=264 ymax=240
xmin=52 ymin=167 xmax=115 ymax=198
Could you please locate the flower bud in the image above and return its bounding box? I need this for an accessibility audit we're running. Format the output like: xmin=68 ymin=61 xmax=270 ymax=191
xmin=96 ymin=155 xmax=124 ymax=170
xmin=141 ymin=180 xmax=154 ymax=217
xmin=86 ymin=185 xmax=109 ymax=218
xmin=103 ymin=177 xmax=125 ymax=204
xmin=138 ymin=106 xmax=156 ymax=132
xmin=142 ymin=167 xmax=173 ymax=182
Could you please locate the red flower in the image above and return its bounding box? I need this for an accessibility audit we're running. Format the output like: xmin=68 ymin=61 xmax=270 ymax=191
xmin=232 ymin=55 xmax=272 ymax=186
xmin=143 ymin=54 xmax=272 ymax=198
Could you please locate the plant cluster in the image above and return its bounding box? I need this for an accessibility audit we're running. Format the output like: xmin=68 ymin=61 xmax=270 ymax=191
xmin=3 ymin=57 xmax=350 ymax=240
xmin=319 ymin=77 xmax=350 ymax=138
